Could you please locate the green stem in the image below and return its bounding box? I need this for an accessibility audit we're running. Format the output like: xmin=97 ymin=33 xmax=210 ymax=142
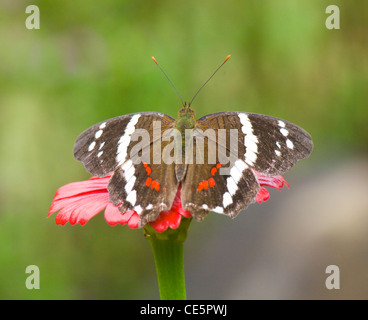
xmin=150 ymin=237 xmax=186 ymax=300
xmin=144 ymin=217 xmax=192 ymax=300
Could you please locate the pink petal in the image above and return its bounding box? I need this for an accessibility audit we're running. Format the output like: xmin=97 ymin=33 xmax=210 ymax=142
xmin=49 ymin=176 xmax=111 ymax=225
xmin=170 ymin=187 xmax=192 ymax=218
xmin=254 ymin=171 xmax=289 ymax=190
xmin=256 ymin=187 xmax=270 ymax=203
xmin=54 ymin=193 xmax=109 ymax=225
xmin=150 ymin=210 xmax=182 ymax=233
xmin=127 ymin=212 xmax=140 ymax=229
xmin=104 ymin=203 xmax=125 ymax=226
xmin=252 ymin=170 xmax=289 ymax=203
xmin=167 ymin=211 xmax=182 ymax=229
xmin=119 ymin=210 xmax=135 ymax=224
xmin=178 ymin=208 xmax=192 ymax=218
xmin=103 ymin=206 xmax=139 ymax=227
xmin=150 ymin=212 xmax=169 ymax=233
xmin=52 ymin=175 xmax=111 ymax=201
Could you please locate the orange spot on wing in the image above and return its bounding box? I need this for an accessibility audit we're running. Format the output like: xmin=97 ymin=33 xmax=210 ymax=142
xmin=145 ymin=177 xmax=152 ymax=187
xmin=216 ymin=163 xmax=222 ymax=169
xmin=211 ymin=167 xmax=217 ymax=176
xmin=146 ymin=166 xmax=151 ymax=175
xmin=155 ymin=183 xmax=160 ymax=191
xmin=198 ymin=176 xmax=216 ymax=191
xmin=208 ymin=177 xmax=215 ymax=187
xmin=197 ymin=182 xmax=204 ymax=191
xmin=143 ymin=162 xmax=148 ymax=168
xmin=151 ymin=180 xmax=160 ymax=191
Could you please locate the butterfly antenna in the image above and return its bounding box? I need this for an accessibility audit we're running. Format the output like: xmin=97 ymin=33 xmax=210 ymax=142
xmin=152 ymin=56 xmax=185 ymax=107
xmin=189 ymin=55 xmax=231 ymax=106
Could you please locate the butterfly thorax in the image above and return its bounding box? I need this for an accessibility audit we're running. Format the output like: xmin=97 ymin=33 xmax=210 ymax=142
xmin=175 ymin=104 xmax=196 ymax=137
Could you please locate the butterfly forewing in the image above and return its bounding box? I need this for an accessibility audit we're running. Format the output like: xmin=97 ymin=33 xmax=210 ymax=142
xmin=73 ymin=112 xmax=174 ymax=177
xmin=196 ymin=112 xmax=313 ymax=176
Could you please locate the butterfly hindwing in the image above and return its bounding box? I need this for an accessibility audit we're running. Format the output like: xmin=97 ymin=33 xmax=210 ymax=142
xmin=180 ymin=129 xmax=260 ymax=220
xmin=108 ymin=134 xmax=179 ymax=227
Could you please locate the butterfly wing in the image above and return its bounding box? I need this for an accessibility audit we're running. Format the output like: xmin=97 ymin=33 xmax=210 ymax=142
xmin=73 ymin=112 xmax=179 ymax=226
xmin=181 ymin=112 xmax=313 ymax=219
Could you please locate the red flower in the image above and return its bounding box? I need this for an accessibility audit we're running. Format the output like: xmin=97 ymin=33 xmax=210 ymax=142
xmin=48 ymin=171 xmax=288 ymax=232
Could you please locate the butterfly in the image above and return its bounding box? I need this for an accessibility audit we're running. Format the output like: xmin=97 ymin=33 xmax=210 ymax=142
xmin=73 ymin=56 xmax=313 ymax=227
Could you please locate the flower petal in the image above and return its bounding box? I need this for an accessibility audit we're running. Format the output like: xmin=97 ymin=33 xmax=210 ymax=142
xmin=149 ymin=210 xmax=183 ymax=233
xmin=167 ymin=211 xmax=182 ymax=229
xmin=127 ymin=212 xmax=140 ymax=229
xmin=150 ymin=212 xmax=169 ymax=233
xmin=104 ymin=203 xmax=125 ymax=226
xmin=49 ymin=176 xmax=112 ymax=226
xmin=52 ymin=175 xmax=111 ymax=201
xmin=256 ymin=187 xmax=270 ymax=203
xmin=53 ymin=193 xmax=109 ymax=225
xmin=170 ymin=187 xmax=192 ymax=218
xmin=254 ymin=171 xmax=289 ymax=190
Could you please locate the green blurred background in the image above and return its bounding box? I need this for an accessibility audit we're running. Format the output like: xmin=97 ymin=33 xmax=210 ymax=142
xmin=1 ymin=0 xmax=367 ymax=299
